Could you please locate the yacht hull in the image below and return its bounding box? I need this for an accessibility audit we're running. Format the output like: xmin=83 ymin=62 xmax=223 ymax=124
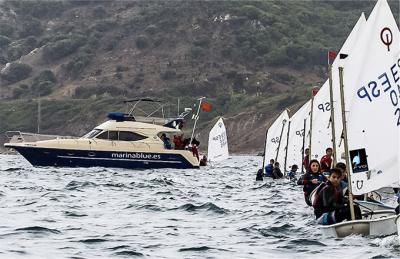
xmin=9 ymin=145 xmax=199 ymax=169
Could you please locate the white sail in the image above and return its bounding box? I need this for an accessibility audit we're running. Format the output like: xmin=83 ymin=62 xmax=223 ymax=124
xmin=332 ymin=13 xmax=367 ymax=162
xmin=310 ymin=81 xmax=332 ymax=161
xmin=342 ymin=0 xmax=400 ymax=195
xmin=263 ymin=109 xmax=289 ymax=170
xmin=286 ymin=100 xmax=311 ymax=171
xmin=208 ymin=118 xmax=229 ymax=162
xmin=311 ymin=13 xmax=367 ymax=163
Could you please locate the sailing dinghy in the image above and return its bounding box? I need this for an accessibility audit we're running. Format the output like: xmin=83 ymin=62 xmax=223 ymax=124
xmin=320 ymin=0 xmax=400 ymax=238
xmin=207 ymin=118 xmax=229 ymax=162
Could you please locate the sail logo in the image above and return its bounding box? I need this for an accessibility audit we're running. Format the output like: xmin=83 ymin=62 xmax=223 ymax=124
xmin=380 ymin=27 xmax=392 ymax=52
xmin=349 ymin=148 xmax=369 ymax=173
xmin=356 ymin=59 xmax=400 ymax=126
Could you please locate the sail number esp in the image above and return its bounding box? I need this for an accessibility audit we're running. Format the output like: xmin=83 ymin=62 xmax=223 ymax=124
xmin=356 ymin=58 xmax=400 ymax=126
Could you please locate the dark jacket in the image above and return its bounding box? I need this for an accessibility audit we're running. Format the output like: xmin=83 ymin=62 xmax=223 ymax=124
xmin=256 ymin=169 xmax=263 ymax=181
xmin=313 ymin=181 xmax=345 ymax=219
xmin=272 ymin=167 xmax=283 ymax=179
xmin=297 ymin=172 xmax=326 ymax=197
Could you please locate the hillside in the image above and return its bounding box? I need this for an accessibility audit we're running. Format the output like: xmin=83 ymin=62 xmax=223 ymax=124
xmin=0 ymin=0 xmax=394 ymax=153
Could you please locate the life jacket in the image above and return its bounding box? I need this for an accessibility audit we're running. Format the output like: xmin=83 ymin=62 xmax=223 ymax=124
xmin=311 ymin=182 xmax=327 ymax=208
xmin=265 ymin=164 xmax=273 ymax=176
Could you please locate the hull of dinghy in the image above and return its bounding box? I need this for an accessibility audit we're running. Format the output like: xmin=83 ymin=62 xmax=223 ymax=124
xmin=356 ymin=200 xmax=395 ymax=214
xmin=321 ymin=211 xmax=397 ymax=238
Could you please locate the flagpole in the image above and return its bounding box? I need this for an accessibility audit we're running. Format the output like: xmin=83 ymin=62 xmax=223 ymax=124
xmin=338 ymin=66 xmax=355 ymax=221
xmin=328 ymin=61 xmax=337 ymax=167
xmin=190 ymin=97 xmax=205 ymax=145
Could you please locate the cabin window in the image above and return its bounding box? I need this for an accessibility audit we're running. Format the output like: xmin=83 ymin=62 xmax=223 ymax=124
xmin=83 ymin=129 xmax=102 ymax=139
xmin=118 ymin=131 xmax=147 ymax=141
xmin=96 ymin=131 xmax=109 ymax=139
xmin=109 ymin=131 xmax=119 ymax=141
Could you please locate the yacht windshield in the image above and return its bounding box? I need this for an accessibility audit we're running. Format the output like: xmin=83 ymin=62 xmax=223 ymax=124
xmin=81 ymin=129 xmax=102 ymax=139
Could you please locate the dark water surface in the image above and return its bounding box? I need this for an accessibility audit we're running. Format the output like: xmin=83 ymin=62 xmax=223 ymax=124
xmin=0 ymin=155 xmax=399 ymax=258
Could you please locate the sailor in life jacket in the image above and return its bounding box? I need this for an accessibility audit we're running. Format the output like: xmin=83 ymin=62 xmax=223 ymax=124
xmin=320 ymin=147 xmax=333 ymax=175
xmin=287 ymin=164 xmax=298 ymax=180
xmin=297 ymin=159 xmax=326 ymax=206
xmin=313 ymin=168 xmax=350 ymax=225
xmin=264 ymin=159 xmax=274 ymax=177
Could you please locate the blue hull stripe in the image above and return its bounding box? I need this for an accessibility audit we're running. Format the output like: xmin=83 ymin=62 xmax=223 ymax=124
xmin=11 ymin=146 xmax=199 ymax=169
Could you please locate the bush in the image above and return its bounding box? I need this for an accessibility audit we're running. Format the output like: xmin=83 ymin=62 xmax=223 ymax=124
xmin=73 ymin=85 xmax=127 ymax=98
xmin=193 ymin=36 xmax=210 ymax=48
xmin=31 ymin=80 xmax=54 ymax=96
xmin=135 ymin=35 xmax=149 ymax=49
xmin=91 ymin=20 xmax=117 ymax=32
xmin=114 ymin=72 xmax=123 ymax=80
xmin=161 ymin=70 xmax=176 ymax=80
xmin=0 ymin=22 xmax=15 ymax=37
xmin=104 ymin=40 xmax=118 ymax=51
xmin=0 ymin=35 xmax=10 ymax=47
xmin=19 ymin=17 xmax=43 ymax=37
xmin=30 ymin=70 xmax=57 ymax=97
xmin=65 ymin=52 xmax=93 ymax=78
xmin=6 ymin=37 xmax=37 ymax=61
xmin=145 ymin=24 xmax=158 ymax=35
xmin=0 ymin=63 xmax=32 ymax=83
xmin=25 ymin=36 xmax=38 ymax=47
xmin=42 ymin=35 xmax=86 ymax=61
xmin=0 ymin=56 xmax=8 ymax=64
xmin=237 ymin=5 xmax=263 ymax=20
xmin=92 ymin=6 xmax=107 ymax=19
xmin=12 ymin=84 xmax=29 ymax=98
xmin=190 ymin=46 xmax=206 ymax=59
xmin=276 ymin=95 xmax=299 ymax=110
xmin=116 ymin=65 xmax=129 ymax=72
xmin=271 ymin=72 xmax=296 ymax=84
xmin=221 ymin=47 xmax=233 ymax=58
xmin=6 ymin=1 xmax=66 ymax=18
xmin=33 ymin=70 xmax=57 ymax=86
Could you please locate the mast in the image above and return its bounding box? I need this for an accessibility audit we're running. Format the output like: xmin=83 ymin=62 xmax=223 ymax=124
xmin=328 ymin=63 xmax=337 ymax=167
xmin=338 ymin=66 xmax=355 ymax=220
xmin=301 ymin=118 xmax=306 ymax=173
xmin=37 ymin=93 xmax=41 ymax=134
xmin=275 ymin=117 xmax=287 ymax=163
xmin=309 ymin=92 xmax=315 ymax=160
xmin=261 ymin=130 xmax=268 ymax=174
xmin=283 ymin=120 xmax=291 ymax=175
xmin=177 ymin=98 xmax=180 ymax=117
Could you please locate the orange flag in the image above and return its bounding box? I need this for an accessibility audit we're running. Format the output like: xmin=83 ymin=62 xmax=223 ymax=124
xmin=200 ymin=102 xmax=212 ymax=111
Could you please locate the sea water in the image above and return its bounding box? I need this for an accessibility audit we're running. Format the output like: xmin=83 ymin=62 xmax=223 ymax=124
xmin=0 ymin=155 xmax=399 ymax=258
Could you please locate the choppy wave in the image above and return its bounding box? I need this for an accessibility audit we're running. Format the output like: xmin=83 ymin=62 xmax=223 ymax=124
xmin=0 ymin=155 xmax=399 ymax=258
